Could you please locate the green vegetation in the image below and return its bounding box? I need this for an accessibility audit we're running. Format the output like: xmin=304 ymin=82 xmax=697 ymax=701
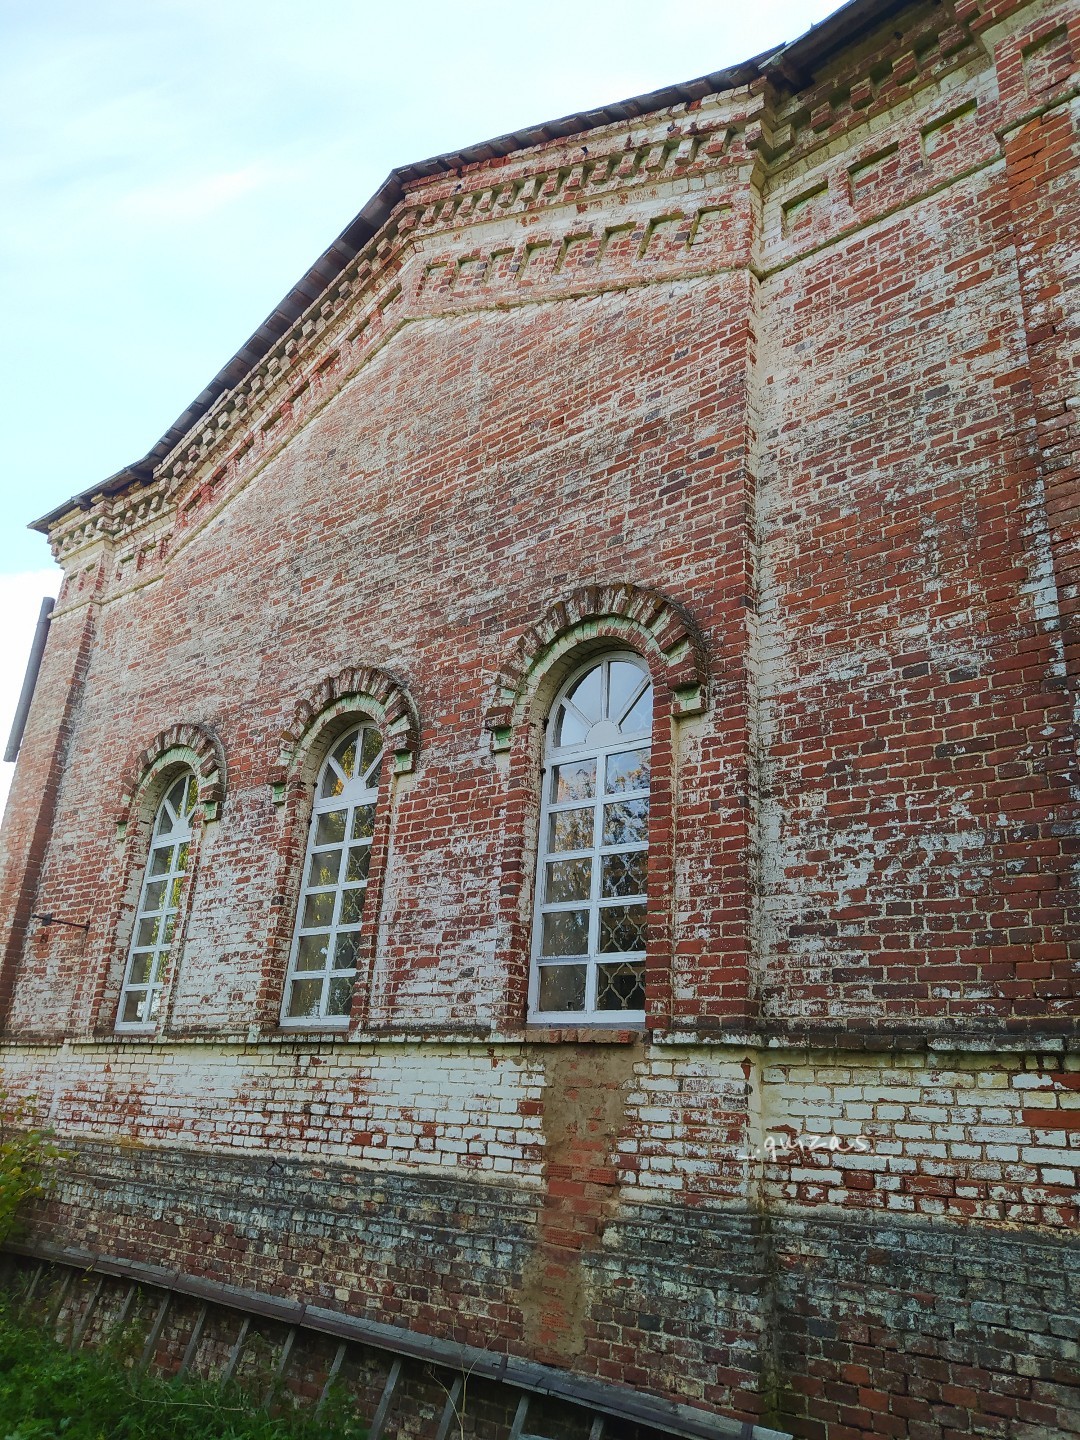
xmin=0 ymin=1093 xmax=67 ymax=1248
xmin=0 ymin=1303 xmax=367 ymax=1440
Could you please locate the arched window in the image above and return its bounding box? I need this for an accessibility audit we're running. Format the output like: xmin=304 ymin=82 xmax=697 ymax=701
xmin=116 ymin=771 xmax=198 ymax=1028
xmin=530 ymin=653 xmax=653 ymax=1022
xmin=281 ymin=722 xmax=384 ymax=1025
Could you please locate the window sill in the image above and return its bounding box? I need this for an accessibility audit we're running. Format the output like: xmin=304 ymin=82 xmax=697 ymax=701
xmin=520 ymin=1025 xmax=646 ymax=1044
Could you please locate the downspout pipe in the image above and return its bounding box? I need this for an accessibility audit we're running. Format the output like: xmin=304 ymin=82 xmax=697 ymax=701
xmin=4 ymin=597 xmax=55 ymax=763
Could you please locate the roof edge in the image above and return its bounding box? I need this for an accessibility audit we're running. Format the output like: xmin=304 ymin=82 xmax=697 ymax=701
xmin=32 ymin=0 xmax=906 ymax=537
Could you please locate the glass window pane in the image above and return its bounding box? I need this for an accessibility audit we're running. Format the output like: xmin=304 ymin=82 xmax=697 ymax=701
xmin=135 ymin=917 xmax=160 ymax=948
xmin=598 ymin=903 xmax=647 ymax=953
xmin=546 ymin=858 xmax=592 ymax=903
xmin=142 ymin=881 xmax=166 ymax=914
xmin=621 ymin=685 xmax=653 ymax=735
xmin=121 ymin=990 xmax=148 ymax=1024
xmin=339 ymin=889 xmax=365 ymax=927
xmin=175 ymin=842 xmax=190 ymax=873
xmin=154 ymin=806 xmax=174 ymax=838
xmin=540 ymin=909 xmax=589 ymax=957
xmin=184 ymin=776 xmax=199 ymax=814
xmin=549 ymin=808 xmax=594 ymax=853
xmin=301 ymin=891 xmax=335 ymax=929
xmin=360 ymin=726 xmax=384 ymax=778
xmin=601 ymin=850 xmax=647 ymax=898
xmin=537 ymin=965 xmax=586 ymax=1012
xmin=167 ymin=776 xmax=189 ymax=814
xmin=351 ymin=805 xmax=375 ymax=840
xmin=127 ymin=953 xmax=153 ymax=985
xmin=346 ymin=845 xmax=371 ymax=883
xmin=326 ymin=976 xmax=354 ymax=1016
xmin=605 ymin=748 xmax=651 ymax=795
xmin=306 ymin=850 xmax=341 ymax=889
xmin=148 ymin=846 xmax=173 ymax=877
xmin=331 ymin=732 xmax=358 ymax=778
xmin=318 ymin=761 xmax=346 ymax=799
xmin=567 ymin=664 xmax=603 ymax=724
xmin=596 ymin=962 xmax=646 ymax=1012
xmin=286 ymin=977 xmax=323 ymax=1020
xmin=167 ymin=877 xmax=185 ymax=910
xmin=333 ymin=934 xmax=359 ymax=971
xmin=554 ymin=702 xmax=589 ymax=748
xmin=315 ymin=810 xmax=347 ymax=846
xmin=551 ymin=760 xmax=595 ymax=803
xmin=602 ymin=799 xmax=649 ymax=847
xmin=161 ymin=914 xmax=177 ymax=944
xmin=608 ymin=661 xmax=644 ymax=724
xmin=296 ymin=934 xmax=330 ymax=971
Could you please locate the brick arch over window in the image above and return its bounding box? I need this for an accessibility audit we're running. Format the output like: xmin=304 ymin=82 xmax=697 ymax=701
xmin=117 ymin=722 xmax=226 ymax=827
xmin=270 ymin=665 xmax=419 ymax=803
xmin=484 ymin=583 xmax=709 ymax=751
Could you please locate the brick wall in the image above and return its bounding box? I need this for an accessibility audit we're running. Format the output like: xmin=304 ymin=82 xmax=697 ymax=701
xmin=1 ymin=0 xmax=1077 ymax=1434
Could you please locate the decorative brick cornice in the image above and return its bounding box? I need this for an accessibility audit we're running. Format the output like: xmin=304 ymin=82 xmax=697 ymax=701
xmin=484 ymin=583 xmax=709 ymax=751
xmin=47 ymin=480 xmax=173 ymax=566
xmin=271 ymin=665 xmax=420 ymax=802
xmin=118 ymin=723 xmax=227 ymax=826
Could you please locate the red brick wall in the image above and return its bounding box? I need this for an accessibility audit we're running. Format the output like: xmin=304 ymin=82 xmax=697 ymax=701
xmin=1 ymin=0 xmax=1077 ymax=1434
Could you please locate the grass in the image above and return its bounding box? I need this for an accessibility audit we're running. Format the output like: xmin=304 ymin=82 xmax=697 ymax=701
xmin=0 ymin=1303 xmax=366 ymax=1440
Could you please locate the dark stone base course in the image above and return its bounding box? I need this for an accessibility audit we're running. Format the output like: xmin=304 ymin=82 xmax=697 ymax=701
xmin=24 ymin=1139 xmax=1080 ymax=1438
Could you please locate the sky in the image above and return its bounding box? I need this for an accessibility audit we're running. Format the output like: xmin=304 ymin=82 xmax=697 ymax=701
xmin=0 ymin=0 xmax=845 ymax=818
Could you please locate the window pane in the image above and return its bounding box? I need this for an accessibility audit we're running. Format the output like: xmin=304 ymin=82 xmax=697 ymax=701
xmin=596 ymin=962 xmax=645 ymax=1012
xmin=135 ymin=916 xmax=161 ymax=948
xmin=602 ymin=799 xmax=648 ymax=847
xmin=551 ymin=760 xmax=595 ymax=803
xmin=121 ymin=990 xmax=148 ymax=1024
xmin=318 ymin=763 xmax=346 ymax=799
xmin=608 ymin=661 xmax=644 ymax=724
xmin=621 ymin=685 xmax=653 ymax=735
xmin=541 ymin=909 xmax=589 ymax=957
xmin=333 ymin=934 xmax=359 ymax=971
xmin=167 ymin=776 xmax=189 ymax=814
xmin=127 ymin=953 xmax=153 ymax=985
xmin=148 ymin=846 xmax=173 ymax=877
xmin=286 ymin=978 xmax=323 ymax=1020
xmin=332 ymin=732 xmax=358 ymax=778
xmin=605 ymin=749 xmax=651 ymax=795
xmin=554 ymin=702 xmax=589 ymax=748
xmin=601 ymin=850 xmax=647 ymax=898
xmin=315 ymin=810 xmax=347 ymax=845
xmin=339 ymin=889 xmax=365 ymax=926
xmin=351 ymin=805 xmax=375 ymax=840
xmin=142 ymin=881 xmax=166 ymax=913
xmin=346 ymin=845 xmax=371 ymax=882
xmin=302 ymin=891 xmax=335 ymax=929
xmin=295 ymin=935 xmax=329 ymax=971
xmin=167 ymin=877 xmax=185 ymax=910
xmin=567 ymin=664 xmax=603 ymax=724
xmin=360 ymin=727 xmax=383 ymax=778
xmin=598 ymin=903 xmax=647 ymax=953
xmin=546 ymin=858 xmax=591 ymax=903
xmin=538 ymin=965 xmax=586 ymax=1012
xmin=175 ymin=842 xmax=190 ymax=873
xmin=161 ymin=914 xmax=177 ymax=944
xmin=306 ymin=849 xmax=341 ymax=889
xmin=326 ymin=976 xmax=354 ymax=1016
xmin=549 ymin=808 xmax=594 ymax=853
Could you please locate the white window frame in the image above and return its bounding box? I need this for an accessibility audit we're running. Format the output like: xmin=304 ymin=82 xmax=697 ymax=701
xmin=280 ymin=722 xmax=384 ymax=1028
xmin=529 ymin=652 xmax=652 ymax=1025
xmin=116 ymin=771 xmax=198 ymax=1031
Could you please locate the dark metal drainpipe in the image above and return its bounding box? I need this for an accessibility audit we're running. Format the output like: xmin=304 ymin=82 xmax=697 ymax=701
xmin=4 ymin=597 xmax=55 ymax=763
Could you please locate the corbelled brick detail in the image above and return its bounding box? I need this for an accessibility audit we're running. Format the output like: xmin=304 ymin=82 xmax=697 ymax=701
xmin=2 ymin=0 xmax=1078 ymax=1436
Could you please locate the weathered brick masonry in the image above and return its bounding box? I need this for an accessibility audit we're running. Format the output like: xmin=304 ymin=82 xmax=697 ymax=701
xmin=1 ymin=0 xmax=1078 ymax=1434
